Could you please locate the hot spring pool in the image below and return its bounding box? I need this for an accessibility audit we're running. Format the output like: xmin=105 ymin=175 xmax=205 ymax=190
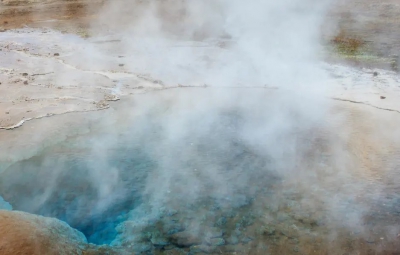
xmin=1 ymin=89 xmax=400 ymax=254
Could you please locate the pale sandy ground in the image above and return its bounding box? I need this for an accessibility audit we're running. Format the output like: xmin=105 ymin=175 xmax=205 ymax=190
xmin=0 ymin=28 xmax=164 ymax=130
xmin=1 ymin=28 xmax=399 ymax=124
xmin=0 ymin=0 xmax=399 ymax=130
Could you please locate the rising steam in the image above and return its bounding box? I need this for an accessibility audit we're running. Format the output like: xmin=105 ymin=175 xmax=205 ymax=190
xmin=2 ymin=0 xmax=398 ymax=253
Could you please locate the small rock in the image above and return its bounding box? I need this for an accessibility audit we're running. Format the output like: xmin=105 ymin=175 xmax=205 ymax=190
xmin=54 ymin=53 xmax=60 ymax=56
xmin=104 ymin=94 xmax=120 ymax=101
xmin=380 ymin=96 xmax=386 ymax=99
xmin=373 ymin=71 xmax=379 ymax=77
xmin=119 ymin=64 xmax=125 ymax=67
xmin=5 ymin=112 xmax=9 ymax=114
xmin=96 ymin=100 xmax=109 ymax=109
xmin=22 ymin=73 xmax=28 ymax=76
xmin=23 ymin=81 xmax=28 ymax=85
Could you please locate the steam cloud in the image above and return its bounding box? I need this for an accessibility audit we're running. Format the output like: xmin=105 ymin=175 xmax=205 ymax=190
xmin=2 ymin=0 xmax=399 ymax=252
xmin=90 ymin=0 xmax=336 ymax=209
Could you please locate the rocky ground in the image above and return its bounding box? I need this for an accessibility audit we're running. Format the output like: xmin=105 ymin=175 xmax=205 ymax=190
xmin=1 ymin=0 xmax=400 ymax=255
xmin=0 ymin=210 xmax=87 ymax=255
xmin=0 ymin=210 xmax=127 ymax=255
